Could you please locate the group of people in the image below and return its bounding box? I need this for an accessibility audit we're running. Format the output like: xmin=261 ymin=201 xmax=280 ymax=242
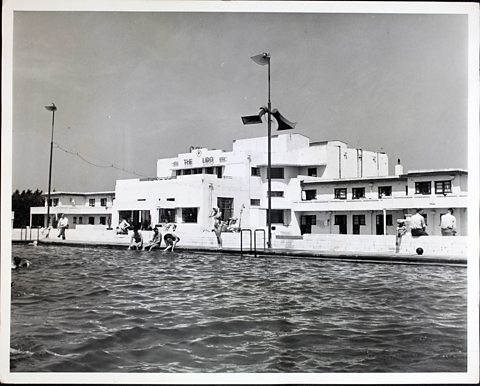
xmin=409 ymin=208 xmax=457 ymax=237
xmin=127 ymin=223 xmax=180 ymax=252
xmin=208 ymin=206 xmax=243 ymax=249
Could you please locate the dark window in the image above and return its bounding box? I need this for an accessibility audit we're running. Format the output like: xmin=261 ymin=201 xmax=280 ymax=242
xmin=268 ymin=168 xmax=284 ymax=179
xmin=251 ymin=167 xmax=260 ymax=176
xmin=217 ymin=197 xmax=234 ymax=221
xmin=304 ymin=190 xmax=316 ymax=200
xmin=159 ymin=208 xmax=176 ymax=223
xmin=183 ymin=169 xmax=192 ymax=175
xmin=250 ymin=199 xmax=260 ymax=206
xmin=352 ymin=187 xmax=365 ymax=199
xmin=435 ymin=181 xmax=452 ymax=194
xmin=268 ymin=191 xmax=284 ymax=198
xmin=176 ymin=170 xmax=182 ymax=176
xmin=166 ymin=198 xmax=175 ymax=201
xmin=267 ymin=209 xmax=284 ymax=224
xmin=88 ymin=217 xmax=95 ymax=225
xmin=205 ymin=167 xmax=214 ymax=174
xmin=193 ymin=168 xmax=202 ymax=174
xmin=415 ymin=181 xmax=431 ymax=195
xmin=405 ymin=185 xmax=409 ymax=195
xmin=308 ymin=167 xmax=317 ymax=177
xmin=100 ymin=198 xmax=107 ymax=206
xmin=334 ymin=215 xmax=346 ymax=225
xmin=79 ymin=217 xmax=83 ymax=224
xmin=49 ymin=198 xmax=59 ymax=207
xmin=182 ymin=208 xmax=198 ymax=223
xmin=100 ymin=217 xmax=106 ymax=225
xmin=73 ymin=217 xmax=77 ymax=224
xmin=378 ymin=186 xmax=392 ymax=198
xmin=216 ymin=167 xmax=223 ymax=179
xmin=89 ymin=198 xmax=95 ymax=207
xmin=334 ymin=188 xmax=347 ymax=200
xmin=353 ymin=215 xmax=366 ymax=225
xmin=386 ymin=214 xmax=393 ymax=226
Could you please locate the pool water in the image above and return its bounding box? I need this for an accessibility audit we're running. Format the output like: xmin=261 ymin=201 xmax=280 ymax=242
xmin=10 ymin=244 xmax=467 ymax=372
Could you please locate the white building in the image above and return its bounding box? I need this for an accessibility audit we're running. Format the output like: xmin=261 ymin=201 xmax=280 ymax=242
xmin=30 ymin=191 xmax=115 ymax=229
xmin=112 ymin=133 xmax=388 ymax=233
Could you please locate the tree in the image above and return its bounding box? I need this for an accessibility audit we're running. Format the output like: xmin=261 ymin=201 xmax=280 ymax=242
xmin=12 ymin=189 xmax=44 ymax=228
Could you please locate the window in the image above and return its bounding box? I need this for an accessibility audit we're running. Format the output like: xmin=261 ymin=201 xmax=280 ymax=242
xmin=304 ymin=190 xmax=316 ymax=200
xmin=268 ymin=191 xmax=284 ymax=198
xmin=159 ymin=208 xmax=176 ymax=223
xmin=251 ymin=167 xmax=260 ymax=177
xmin=217 ymin=197 xmax=234 ymax=221
xmin=308 ymin=167 xmax=317 ymax=177
xmin=49 ymin=198 xmax=59 ymax=207
xmin=100 ymin=198 xmax=107 ymax=207
xmin=176 ymin=170 xmax=182 ymax=176
xmin=250 ymin=199 xmax=261 ymax=206
xmin=353 ymin=215 xmax=366 ymax=225
xmin=267 ymin=209 xmax=284 ymax=224
xmin=100 ymin=217 xmax=106 ymax=225
xmin=268 ymin=168 xmax=284 ymax=179
xmin=376 ymin=214 xmax=393 ymax=226
xmin=334 ymin=188 xmax=347 ymax=200
xmin=73 ymin=216 xmax=77 ymax=224
xmin=88 ymin=217 xmax=95 ymax=225
xmin=378 ymin=186 xmax=392 ymax=198
xmin=205 ymin=167 xmax=214 ymax=174
xmin=79 ymin=216 xmax=83 ymax=224
xmin=89 ymin=198 xmax=95 ymax=207
xmin=182 ymin=208 xmax=198 ymax=223
xmin=216 ymin=167 xmax=223 ymax=179
xmin=183 ymin=169 xmax=192 ymax=175
xmin=435 ymin=181 xmax=452 ymax=195
xmin=415 ymin=181 xmax=431 ymax=195
xmin=352 ymin=187 xmax=365 ymax=199
xmin=166 ymin=198 xmax=175 ymax=201
xmin=193 ymin=168 xmax=202 ymax=174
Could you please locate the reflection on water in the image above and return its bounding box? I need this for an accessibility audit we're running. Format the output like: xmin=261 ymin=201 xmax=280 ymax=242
xmin=10 ymin=245 xmax=467 ymax=372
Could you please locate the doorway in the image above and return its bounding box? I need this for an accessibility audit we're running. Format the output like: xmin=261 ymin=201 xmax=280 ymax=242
xmin=334 ymin=215 xmax=347 ymax=234
xmin=300 ymin=215 xmax=316 ymax=234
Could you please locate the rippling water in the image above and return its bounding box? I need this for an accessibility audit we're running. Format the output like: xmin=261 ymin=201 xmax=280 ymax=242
xmin=10 ymin=244 xmax=467 ymax=372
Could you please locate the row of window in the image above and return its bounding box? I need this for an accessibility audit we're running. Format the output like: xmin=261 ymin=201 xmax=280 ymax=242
xmin=176 ymin=167 xmax=223 ymax=178
xmin=251 ymin=167 xmax=319 ymax=178
xmin=72 ymin=216 xmax=108 ymax=225
xmin=303 ymin=180 xmax=452 ymax=201
xmin=49 ymin=198 xmax=109 ymax=207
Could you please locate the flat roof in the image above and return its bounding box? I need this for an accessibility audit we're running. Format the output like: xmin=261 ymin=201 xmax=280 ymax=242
xmin=302 ymin=175 xmax=406 ymax=184
xmin=43 ymin=191 xmax=115 ymax=196
xmin=402 ymin=169 xmax=468 ymax=177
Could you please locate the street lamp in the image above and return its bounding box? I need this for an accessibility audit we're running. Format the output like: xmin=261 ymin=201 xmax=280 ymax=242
xmin=44 ymin=103 xmax=57 ymax=232
xmin=241 ymin=53 xmax=296 ymax=248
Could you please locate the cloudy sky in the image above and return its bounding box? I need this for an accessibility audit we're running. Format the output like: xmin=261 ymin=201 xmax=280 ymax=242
xmin=10 ymin=4 xmax=469 ymax=192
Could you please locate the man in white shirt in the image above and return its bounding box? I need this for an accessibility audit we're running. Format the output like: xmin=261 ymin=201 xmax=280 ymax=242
xmin=410 ymin=209 xmax=428 ymax=236
xmin=440 ymin=208 xmax=457 ymax=236
xmin=57 ymin=214 xmax=69 ymax=240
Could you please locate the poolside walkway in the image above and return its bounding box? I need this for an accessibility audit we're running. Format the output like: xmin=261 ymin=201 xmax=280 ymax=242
xmin=15 ymin=238 xmax=467 ymax=266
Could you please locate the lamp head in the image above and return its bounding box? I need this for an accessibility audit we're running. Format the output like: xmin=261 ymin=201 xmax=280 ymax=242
xmin=251 ymin=52 xmax=270 ymax=66
xmin=241 ymin=106 xmax=268 ymax=125
xmin=44 ymin=103 xmax=57 ymax=112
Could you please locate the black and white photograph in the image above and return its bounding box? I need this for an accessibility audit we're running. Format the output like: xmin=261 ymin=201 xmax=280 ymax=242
xmin=1 ymin=0 xmax=479 ymax=384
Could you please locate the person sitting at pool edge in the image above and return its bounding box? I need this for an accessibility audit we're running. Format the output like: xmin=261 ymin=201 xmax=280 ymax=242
xmin=410 ymin=208 xmax=428 ymax=236
xmin=128 ymin=226 xmax=143 ymax=250
xmin=143 ymin=226 xmax=162 ymax=251
xmin=163 ymin=224 xmax=180 ymax=252
xmin=117 ymin=217 xmax=130 ymax=235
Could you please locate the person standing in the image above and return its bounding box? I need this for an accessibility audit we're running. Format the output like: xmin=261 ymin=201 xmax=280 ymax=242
xmin=209 ymin=207 xmax=223 ymax=249
xmin=410 ymin=209 xmax=428 ymax=236
xmin=440 ymin=208 xmax=457 ymax=236
xmin=57 ymin=214 xmax=69 ymax=240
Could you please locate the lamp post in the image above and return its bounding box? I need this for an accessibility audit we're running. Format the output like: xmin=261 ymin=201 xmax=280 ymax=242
xmin=44 ymin=103 xmax=57 ymax=231
xmin=242 ymin=53 xmax=296 ymax=249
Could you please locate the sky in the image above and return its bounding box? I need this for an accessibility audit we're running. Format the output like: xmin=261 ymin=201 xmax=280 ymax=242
xmin=9 ymin=5 xmax=469 ymax=193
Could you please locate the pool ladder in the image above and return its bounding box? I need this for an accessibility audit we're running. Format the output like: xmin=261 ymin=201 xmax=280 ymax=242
xmin=240 ymin=228 xmax=266 ymax=257
xmin=19 ymin=226 xmax=41 ymax=243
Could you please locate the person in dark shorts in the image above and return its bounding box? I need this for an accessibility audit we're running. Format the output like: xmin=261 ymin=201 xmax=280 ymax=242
xmin=128 ymin=226 xmax=143 ymax=250
xmin=163 ymin=224 xmax=180 ymax=252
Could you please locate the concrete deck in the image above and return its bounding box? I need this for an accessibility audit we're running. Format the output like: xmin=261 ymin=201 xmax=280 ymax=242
xmin=12 ymin=238 xmax=467 ymax=266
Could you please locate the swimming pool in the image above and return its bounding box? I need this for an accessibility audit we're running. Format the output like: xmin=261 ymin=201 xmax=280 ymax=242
xmin=10 ymin=244 xmax=467 ymax=372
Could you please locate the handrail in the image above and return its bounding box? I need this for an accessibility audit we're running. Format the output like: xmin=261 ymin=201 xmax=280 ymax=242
xmin=240 ymin=229 xmax=252 ymax=257
xmin=253 ymin=229 xmax=266 ymax=258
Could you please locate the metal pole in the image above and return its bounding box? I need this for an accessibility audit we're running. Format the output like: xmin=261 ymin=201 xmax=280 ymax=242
xmin=46 ymin=104 xmax=56 ymax=229
xmin=267 ymin=56 xmax=272 ymax=249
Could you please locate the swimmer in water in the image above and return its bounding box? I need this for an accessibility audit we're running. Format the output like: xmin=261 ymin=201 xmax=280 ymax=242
xmin=13 ymin=256 xmax=31 ymax=269
xmin=128 ymin=226 xmax=143 ymax=250
xmin=163 ymin=224 xmax=180 ymax=252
